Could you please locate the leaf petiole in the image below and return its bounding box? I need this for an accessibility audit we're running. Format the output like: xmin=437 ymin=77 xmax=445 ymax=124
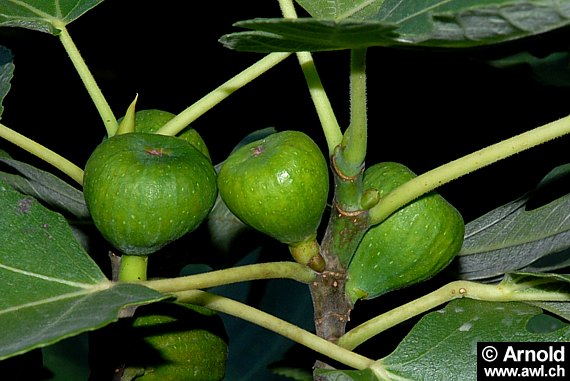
xmin=143 ymin=261 xmax=316 ymax=293
xmin=278 ymin=0 xmax=343 ymax=155
xmin=368 ymin=113 xmax=570 ymax=226
xmin=156 ymin=52 xmax=291 ymax=137
xmin=0 ymin=122 xmax=84 ymax=185
xmin=338 ymin=280 xmax=570 ymax=351
xmin=338 ymin=48 xmax=368 ymax=175
xmin=55 ymin=23 xmax=118 ymax=137
xmin=174 ymin=289 xmax=375 ymax=370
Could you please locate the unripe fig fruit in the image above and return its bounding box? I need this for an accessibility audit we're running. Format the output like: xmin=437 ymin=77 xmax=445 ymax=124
xmin=126 ymin=303 xmax=228 ymax=381
xmin=346 ymin=162 xmax=464 ymax=302
xmin=217 ymin=130 xmax=329 ymax=246
xmin=83 ymin=132 xmax=217 ymax=256
xmin=119 ymin=109 xmax=211 ymax=161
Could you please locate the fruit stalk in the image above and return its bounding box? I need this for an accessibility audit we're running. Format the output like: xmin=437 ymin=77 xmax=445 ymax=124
xmin=118 ymin=254 xmax=148 ymax=282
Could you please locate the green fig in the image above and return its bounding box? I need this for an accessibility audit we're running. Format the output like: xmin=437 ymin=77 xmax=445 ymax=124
xmin=217 ymin=130 xmax=329 ymax=252
xmin=126 ymin=303 xmax=228 ymax=381
xmin=119 ymin=109 xmax=211 ymax=161
xmin=83 ymin=132 xmax=217 ymax=256
xmin=346 ymin=162 xmax=464 ymax=302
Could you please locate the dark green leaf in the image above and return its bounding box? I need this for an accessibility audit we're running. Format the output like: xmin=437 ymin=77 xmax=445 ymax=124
xmin=456 ymin=164 xmax=570 ymax=280
xmin=220 ymin=18 xmax=398 ymax=52
xmin=527 ymin=301 xmax=570 ymax=322
xmin=502 ymin=272 xmax=570 ymax=322
xmin=378 ymin=299 xmax=570 ymax=380
xmin=487 ymin=52 xmax=570 ymax=87
xmin=377 ymin=0 xmax=570 ymax=47
xmin=313 ymin=368 xmax=378 ymax=381
xmin=0 ymin=178 xmax=166 ymax=360
xmin=41 ymin=334 xmax=89 ymax=381
xmin=0 ymin=0 xmax=105 ymax=34
xmin=0 ymin=151 xmax=89 ymax=219
xmin=0 ymin=46 xmax=14 ymax=118
xmin=271 ymin=366 xmax=313 ymax=381
xmin=501 ymin=272 xmax=570 ymax=295
xmin=295 ymin=0 xmax=384 ymax=20
xmin=224 ymin=0 xmax=570 ymax=52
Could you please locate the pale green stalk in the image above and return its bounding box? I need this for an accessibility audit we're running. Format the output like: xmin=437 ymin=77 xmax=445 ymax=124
xmin=338 ymin=280 xmax=570 ymax=351
xmin=278 ymin=0 xmax=343 ymax=155
xmin=55 ymin=23 xmax=118 ymax=137
xmin=0 ymin=122 xmax=84 ymax=185
xmin=144 ymin=261 xmax=316 ymax=293
xmin=369 ymin=114 xmax=570 ymax=225
xmin=175 ymin=289 xmax=375 ymax=370
xmin=156 ymin=53 xmax=291 ymax=137
xmin=118 ymin=255 xmax=148 ymax=282
xmin=340 ymin=48 xmax=368 ymax=174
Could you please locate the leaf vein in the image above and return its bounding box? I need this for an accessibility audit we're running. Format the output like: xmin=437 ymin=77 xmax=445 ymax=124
xmin=0 ymin=262 xmax=97 ymax=289
xmin=0 ymin=283 xmax=109 ymax=317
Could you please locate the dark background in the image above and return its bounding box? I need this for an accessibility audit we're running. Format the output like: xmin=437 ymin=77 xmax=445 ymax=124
xmin=1 ymin=1 xmax=570 ymax=379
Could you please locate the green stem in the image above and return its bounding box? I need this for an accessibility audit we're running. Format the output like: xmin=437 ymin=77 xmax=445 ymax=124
xmin=297 ymin=51 xmax=344 ymax=156
xmin=338 ymin=280 xmax=570 ymax=351
xmin=55 ymin=23 xmax=118 ymax=137
xmin=368 ymin=113 xmax=570 ymax=226
xmin=175 ymin=289 xmax=375 ymax=370
xmin=338 ymin=48 xmax=368 ymax=176
xmin=278 ymin=0 xmax=343 ymax=155
xmin=156 ymin=52 xmax=291 ymax=137
xmin=118 ymin=255 xmax=148 ymax=282
xmin=0 ymin=122 xmax=84 ymax=185
xmin=143 ymin=261 xmax=316 ymax=293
